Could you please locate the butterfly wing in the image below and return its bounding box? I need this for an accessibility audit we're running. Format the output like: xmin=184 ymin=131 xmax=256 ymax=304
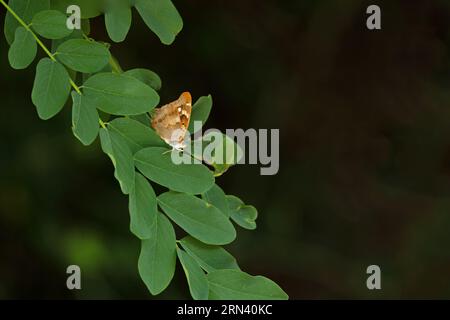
xmin=151 ymin=92 xmax=192 ymax=149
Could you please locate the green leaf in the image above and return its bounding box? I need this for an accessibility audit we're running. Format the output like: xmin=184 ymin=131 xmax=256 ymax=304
xmin=227 ymin=195 xmax=257 ymax=230
xmin=188 ymin=95 xmax=212 ymax=134
xmin=31 ymin=10 xmax=72 ymax=39
xmin=124 ymin=68 xmax=162 ymax=91
xmin=71 ymin=91 xmax=99 ymax=146
xmin=83 ymin=73 xmax=160 ymax=115
xmin=180 ymin=236 xmax=240 ymax=273
xmin=108 ymin=117 xmax=166 ymax=154
xmin=134 ymin=0 xmax=183 ymax=45
xmin=105 ymin=0 xmax=132 ymax=43
xmin=129 ymin=172 xmax=157 ymax=239
xmin=134 ymin=147 xmax=214 ymax=194
xmin=4 ymin=0 xmax=50 ymax=44
xmin=31 ymin=58 xmax=71 ymax=120
xmin=50 ymin=20 xmax=87 ymax=52
xmin=158 ymin=191 xmax=236 ymax=245
xmin=202 ymin=132 xmax=244 ymax=176
xmin=51 ymin=0 xmax=102 ymax=18
xmin=208 ymin=270 xmax=288 ymax=300
xmin=138 ymin=212 xmax=176 ymax=295
xmin=50 ymin=29 xmax=88 ymax=82
xmin=202 ymin=184 xmax=229 ymax=217
xmin=99 ymin=128 xmax=135 ymax=194
xmin=130 ymin=113 xmax=151 ymax=125
xmin=177 ymin=248 xmax=209 ymax=300
xmin=8 ymin=27 xmax=37 ymax=70
xmin=56 ymin=39 xmax=110 ymax=73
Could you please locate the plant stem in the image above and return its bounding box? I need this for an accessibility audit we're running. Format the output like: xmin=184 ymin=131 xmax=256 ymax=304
xmin=99 ymin=118 xmax=107 ymax=129
xmin=0 ymin=0 xmax=82 ymax=95
xmin=0 ymin=0 xmax=118 ymax=129
xmin=109 ymin=56 xmax=123 ymax=74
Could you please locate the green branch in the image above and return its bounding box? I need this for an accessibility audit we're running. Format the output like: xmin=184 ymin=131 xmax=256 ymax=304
xmin=0 ymin=0 xmax=81 ymax=94
xmin=1 ymin=0 xmax=288 ymax=299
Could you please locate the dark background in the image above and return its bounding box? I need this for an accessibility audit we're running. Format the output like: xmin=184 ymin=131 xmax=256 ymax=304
xmin=1 ymin=0 xmax=450 ymax=299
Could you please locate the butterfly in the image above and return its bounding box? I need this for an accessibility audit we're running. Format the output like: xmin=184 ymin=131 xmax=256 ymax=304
xmin=151 ymin=92 xmax=192 ymax=150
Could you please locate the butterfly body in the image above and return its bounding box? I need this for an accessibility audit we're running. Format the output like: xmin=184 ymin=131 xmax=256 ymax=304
xmin=151 ymin=92 xmax=192 ymax=150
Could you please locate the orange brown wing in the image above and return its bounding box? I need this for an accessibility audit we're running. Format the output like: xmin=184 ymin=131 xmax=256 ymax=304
xmin=151 ymin=92 xmax=192 ymax=148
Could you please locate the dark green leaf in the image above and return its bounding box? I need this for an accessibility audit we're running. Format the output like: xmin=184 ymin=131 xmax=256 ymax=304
xmin=124 ymin=68 xmax=162 ymax=91
xmin=108 ymin=117 xmax=166 ymax=154
xmin=71 ymin=91 xmax=99 ymax=146
xmin=130 ymin=113 xmax=151 ymax=125
xmin=138 ymin=212 xmax=176 ymax=295
xmin=99 ymin=128 xmax=135 ymax=194
xmin=180 ymin=236 xmax=240 ymax=273
xmin=83 ymin=73 xmax=160 ymax=115
xmin=56 ymin=39 xmax=110 ymax=73
xmin=202 ymin=184 xmax=229 ymax=217
xmin=227 ymin=195 xmax=257 ymax=230
xmin=8 ymin=27 xmax=37 ymax=69
xmin=188 ymin=95 xmax=212 ymax=134
xmin=105 ymin=0 xmax=132 ymax=43
xmin=208 ymin=270 xmax=288 ymax=300
xmin=31 ymin=58 xmax=71 ymax=120
xmin=50 ymin=30 xmax=82 ymax=82
xmin=51 ymin=0 xmax=101 ymax=18
xmin=4 ymin=0 xmax=50 ymax=44
xmin=129 ymin=172 xmax=157 ymax=239
xmin=32 ymin=9 xmax=72 ymax=39
xmin=134 ymin=0 xmax=183 ymax=45
xmin=177 ymin=248 xmax=209 ymax=300
xmin=50 ymin=20 xmax=86 ymax=52
xmin=158 ymin=191 xmax=236 ymax=245
xmin=134 ymin=147 xmax=214 ymax=194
